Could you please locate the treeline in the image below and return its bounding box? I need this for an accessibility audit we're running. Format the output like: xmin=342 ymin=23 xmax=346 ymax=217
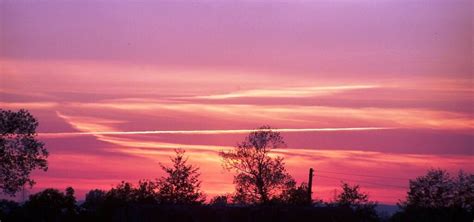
xmin=1 ymin=110 xmax=473 ymax=222
xmin=0 ymin=167 xmax=472 ymax=222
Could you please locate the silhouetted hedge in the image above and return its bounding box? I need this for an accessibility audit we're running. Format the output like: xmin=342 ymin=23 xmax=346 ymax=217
xmin=390 ymin=207 xmax=472 ymax=222
xmin=80 ymin=205 xmax=374 ymax=222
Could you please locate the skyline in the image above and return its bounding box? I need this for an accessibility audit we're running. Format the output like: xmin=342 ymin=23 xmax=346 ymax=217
xmin=1 ymin=0 xmax=473 ymax=204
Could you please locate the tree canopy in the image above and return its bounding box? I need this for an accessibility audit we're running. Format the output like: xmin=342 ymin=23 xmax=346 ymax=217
xmin=334 ymin=182 xmax=378 ymax=221
xmin=23 ymin=187 xmax=77 ymax=221
xmin=0 ymin=109 xmax=48 ymax=195
xmin=401 ymin=169 xmax=474 ymax=211
xmin=220 ymin=125 xmax=295 ymax=205
xmin=392 ymin=169 xmax=473 ymax=221
xmin=278 ymin=182 xmax=312 ymax=206
xmin=157 ymin=149 xmax=205 ymax=205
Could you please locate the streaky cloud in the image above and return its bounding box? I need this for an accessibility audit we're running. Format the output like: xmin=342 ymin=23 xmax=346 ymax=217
xmin=188 ymin=85 xmax=380 ymax=99
xmin=38 ymin=127 xmax=395 ymax=138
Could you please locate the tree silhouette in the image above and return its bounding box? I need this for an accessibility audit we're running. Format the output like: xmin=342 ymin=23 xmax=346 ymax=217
xmin=335 ymin=183 xmax=372 ymax=207
xmin=156 ymin=149 xmax=205 ymax=205
xmin=104 ymin=181 xmax=136 ymax=206
xmin=393 ymin=169 xmax=473 ymax=222
xmin=134 ymin=179 xmax=158 ymax=204
xmin=279 ymin=182 xmax=312 ymax=206
xmin=401 ymin=169 xmax=473 ymax=211
xmin=65 ymin=187 xmax=78 ymax=215
xmin=209 ymin=194 xmax=232 ymax=206
xmin=334 ymin=182 xmax=378 ymax=221
xmin=453 ymin=170 xmax=474 ymax=211
xmin=82 ymin=189 xmax=106 ymax=211
xmin=103 ymin=180 xmax=159 ymax=206
xmin=220 ymin=125 xmax=295 ymax=205
xmin=403 ymin=169 xmax=452 ymax=208
xmin=23 ymin=187 xmax=77 ymax=221
xmin=0 ymin=109 xmax=48 ymax=195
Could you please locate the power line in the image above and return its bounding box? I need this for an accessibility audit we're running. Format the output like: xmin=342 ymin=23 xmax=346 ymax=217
xmin=316 ymin=170 xmax=409 ymax=181
xmin=316 ymin=175 xmax=407 ymax=189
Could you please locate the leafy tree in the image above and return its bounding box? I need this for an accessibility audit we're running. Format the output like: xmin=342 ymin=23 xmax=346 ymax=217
xmin=401 ymin=169 xmax=473 ymax=211
xmin=104 ymin=180 xmax=159 ymax=206
xmin=209 ymin=194 xmax=232 ymax=206
xmin=220 ymin=125 xmax=294 ymax=205
xmin=453 ymin=170 xmax=474 ymax=211
xmin=64 ymin=187 xmax=78 ymax=215
xmin=23 ymin=187 xmax=78 ymax=221
xmin=403 ymin=169 xmax=452 ymax=208
xmin=104 ymin=181 xmax=136 ymax=206
xmin=0 ymin=109 xmax=48 ymax=195
xmin=335 ymin=183 xmax=374 ymax=207
xmin=82 ymin=189 xmax=106 ymax=211
xmin=156 ymin=149 xmax=205 ymax=205
xmin=279 ymin=182 xmax=312 ymax=206
xmin=393 ymin=169 xmax=473 ymax=222
xmin=334 ymin=182 xmax=378 ymax=221
xmin=134 ymin=179 xmax=158 ymax=204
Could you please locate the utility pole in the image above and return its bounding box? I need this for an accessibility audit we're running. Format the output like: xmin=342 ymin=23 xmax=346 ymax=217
xmin=308 ymin=168 xmax=314 ymax=202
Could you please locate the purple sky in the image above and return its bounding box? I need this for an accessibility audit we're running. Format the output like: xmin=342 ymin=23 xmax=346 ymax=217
xmin=1 ymin=0 xmax=473 ymax=204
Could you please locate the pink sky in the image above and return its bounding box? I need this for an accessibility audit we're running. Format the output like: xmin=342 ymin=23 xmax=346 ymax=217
xmin=1 ymin=0 xmax=473 ymax=204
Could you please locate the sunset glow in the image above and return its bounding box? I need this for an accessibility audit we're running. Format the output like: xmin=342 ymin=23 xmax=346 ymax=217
xmin=1 ymin=0 xmax=472 ymax=205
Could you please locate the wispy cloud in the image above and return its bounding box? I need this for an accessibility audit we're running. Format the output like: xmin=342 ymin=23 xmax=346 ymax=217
xmin=55 ymin=111 xmax=125 ymax=133
xmin=188 ymin=85 xmax=380 ymax=99
xmin=68 ymin=101 xmax=474 ymax=130
xmin=0 ymin=102 xmax=58 ymax=109
xmin=39 ymin=126 xmax=395 ymax=138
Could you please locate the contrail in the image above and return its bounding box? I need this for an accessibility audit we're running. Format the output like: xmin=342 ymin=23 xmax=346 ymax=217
xmin=38 ymin=127 xmax=396 ymax=138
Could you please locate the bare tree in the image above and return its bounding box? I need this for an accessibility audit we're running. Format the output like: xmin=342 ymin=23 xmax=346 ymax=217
xmin=156 ymin=149 xmax=205 ymax=205
xmin=220 ymin=125 xmax=294 ymax=205
xmin=0 ymin=109 xmax=48 ymax=195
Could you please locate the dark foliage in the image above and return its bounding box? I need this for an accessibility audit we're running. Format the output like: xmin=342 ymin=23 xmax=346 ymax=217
xmin=102 ymin=180 xmax=159 ymax=206
xmin=156 ymin=149 xmax=205 ymax=205
xmin=22 ymin=187 xmax=78 ymax=221
xmin=332 ymin=182 xmax=379 ymax=222
xmin=392 ymin=169 xmax=474 ymax=221
xmin=400 ymin=169 xmax=473 ymax=211
xmin=278 ymin=182 xmax=313 ymax=206
xmin=390 ymin=207 xmax=472 ymax=222
xmin=85 ymin=205 xmax=383 ymax=222
xmin=82 ymin=189 xmax=107 ymax=211
xmin=0 ymin=199 xmax=22 ymax=221
xmin=134 ymin=180 xmax=159 ymax=204
xmin=0 ymin=109 xmax=48 ymax=195
xmin=220 ymin=125 xmax=295 ymax=205
xmin=75 ymin=204 xmax=386 ymax=222
xmin=209 ymin=194 xmax=232 ymax=206
xmin=2 ymin=168 xmax=473 ymax=222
